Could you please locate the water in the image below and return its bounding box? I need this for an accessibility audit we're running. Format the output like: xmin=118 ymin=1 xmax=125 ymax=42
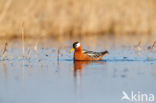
xmin=0 ymin=36 xmax=156 ymax=103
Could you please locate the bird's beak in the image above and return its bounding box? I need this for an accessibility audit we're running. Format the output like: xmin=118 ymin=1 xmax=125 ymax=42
xmin=70 ymin=48 xmax=74 ymax=53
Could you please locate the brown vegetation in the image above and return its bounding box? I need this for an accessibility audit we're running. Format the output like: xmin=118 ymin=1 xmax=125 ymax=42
xmin=0 ymin=0 xmax=156 ymax=38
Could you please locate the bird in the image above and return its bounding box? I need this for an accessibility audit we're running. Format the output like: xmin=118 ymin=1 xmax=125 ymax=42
xmin=70 ymin=41 xmax=109 ymax=60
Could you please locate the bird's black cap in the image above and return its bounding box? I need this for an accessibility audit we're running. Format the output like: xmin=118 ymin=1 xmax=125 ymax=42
xmin=73 ymin=41 xmax=79 ymax=48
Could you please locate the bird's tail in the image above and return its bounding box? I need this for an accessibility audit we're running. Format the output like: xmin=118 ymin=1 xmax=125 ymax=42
xmin=102 ymin=50 xmax=109 ymax=55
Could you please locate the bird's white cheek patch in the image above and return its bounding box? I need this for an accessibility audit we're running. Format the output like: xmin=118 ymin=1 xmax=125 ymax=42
xmin=76 ymin=43 xmax=80 ymax=48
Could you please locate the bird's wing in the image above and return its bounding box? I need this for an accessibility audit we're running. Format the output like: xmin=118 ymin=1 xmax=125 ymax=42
xmin=83 ymin=49 xmax=102 ymax=58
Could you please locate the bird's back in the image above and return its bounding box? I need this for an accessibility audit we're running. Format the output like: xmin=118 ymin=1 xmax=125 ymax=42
xmin=83 ymin=49 xmax=108 ymax=59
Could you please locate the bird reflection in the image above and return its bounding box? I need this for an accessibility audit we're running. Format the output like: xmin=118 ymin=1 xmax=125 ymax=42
xmin=74 ymin=61 xmax=89 ymax=71
xmin=73 ymin=60 xmax=106 ymax=77
xmin=72 ymin=60 xmax=106 ymax=98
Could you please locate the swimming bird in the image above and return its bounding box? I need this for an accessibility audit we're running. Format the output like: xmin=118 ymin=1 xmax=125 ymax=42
xmin=70 ymin=41 xmax=109 ymax=60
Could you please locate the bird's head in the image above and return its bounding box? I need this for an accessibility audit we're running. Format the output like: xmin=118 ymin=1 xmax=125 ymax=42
xmin=70 ymin=41 xmax=81 ymax=52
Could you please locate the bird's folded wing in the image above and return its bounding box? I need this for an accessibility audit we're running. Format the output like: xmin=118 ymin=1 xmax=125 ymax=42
xmin=83 ymin=49 xmax=102 ymax=58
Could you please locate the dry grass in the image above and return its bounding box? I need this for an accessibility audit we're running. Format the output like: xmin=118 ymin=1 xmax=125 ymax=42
xmin=57 ymin=48 xmax=60 ymax=62
xmin=0 ymin=0 xmax=156 ymax=38
xmin=21 ymin=22 xmax=25 ymax=58
xmin=2 ymin=41 xmax=8 ymax=59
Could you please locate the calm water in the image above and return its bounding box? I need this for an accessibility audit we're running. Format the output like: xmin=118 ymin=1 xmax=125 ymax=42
xmin=0 ymin=35 xmax=156 ymax=103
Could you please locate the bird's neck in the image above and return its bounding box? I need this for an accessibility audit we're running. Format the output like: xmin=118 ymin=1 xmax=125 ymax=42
xmin=75 ymin=46 xmax=83 ymax=53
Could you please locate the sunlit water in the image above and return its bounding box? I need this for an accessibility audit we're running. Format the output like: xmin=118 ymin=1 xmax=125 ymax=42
xmin=0 ymin=35 xmax=156 ymax=103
